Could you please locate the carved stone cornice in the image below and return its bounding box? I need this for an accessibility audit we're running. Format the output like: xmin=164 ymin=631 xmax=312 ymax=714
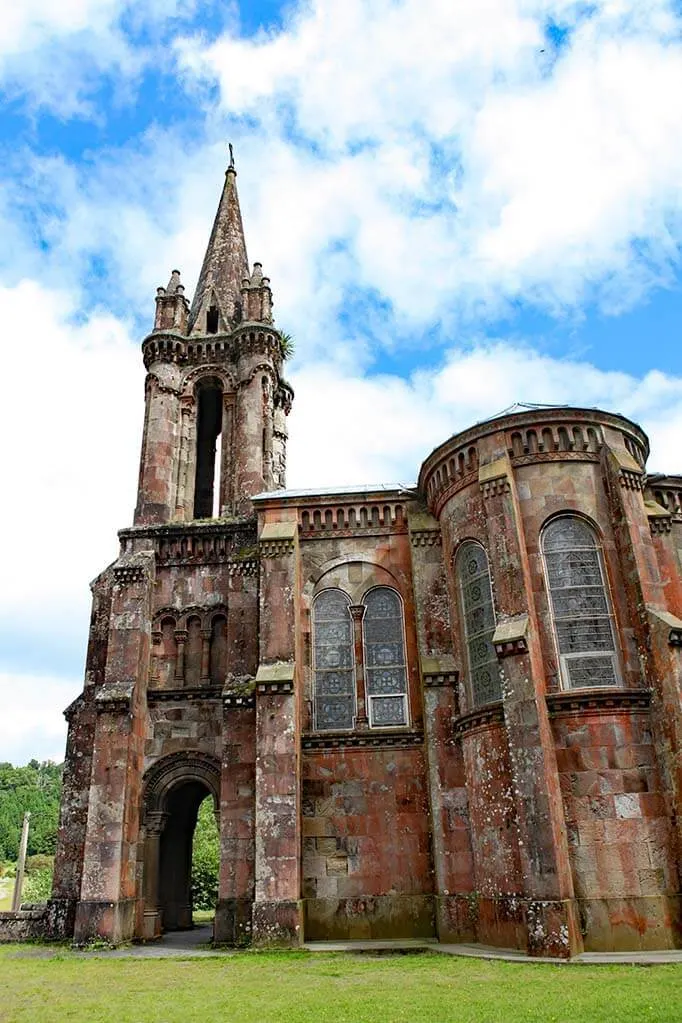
xmin=302 ymin=728 xmax=424 ymax=751
xmin=119 ymin=520 xmax=258 ymax=568
xmin=454 ymin=701 xmax=505 ymax=736
xmin=259 ymin=539 xmax=295 ymax=559
xmin=423 ymin=670 xmax=459 ymax=688
xmin=349 ymin=605 xmax=366 ymax=622
xmin=480 ymin=478 xmax=510 ymax=500
xmin=410 ymin=529 xmax=442 ymax=548
xmin=546 ymin=688 xmax=651 ymax=716
xmin=147 ymin=685 xmax=222 ymax=704
xmin=619 ymin=468 xmax=644 ymax=491
xmin=113 ymin=564 xmax=148 ymax=586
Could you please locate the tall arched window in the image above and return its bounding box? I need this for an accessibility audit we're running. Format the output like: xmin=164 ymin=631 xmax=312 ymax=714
xmin=362 ymin=587 xmax=408 ymax=727
xmin=313 ymin=589 xmax=355 ymax=731
xmin=456 ymin=542 xmax=502 ymax=708
xmin=542 ymin=516 xmax=619 ymax=689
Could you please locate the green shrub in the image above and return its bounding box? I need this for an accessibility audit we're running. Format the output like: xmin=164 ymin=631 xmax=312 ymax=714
xmin=23 ymin=866 xmax=53 ymax=902
xmin=191 ymin=798 xmax=219 ymax=911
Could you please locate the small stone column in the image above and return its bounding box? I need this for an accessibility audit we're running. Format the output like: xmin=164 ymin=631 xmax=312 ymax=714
xmin=174 ymin=630 xmax=187 ymax=685
xmin=142 ymin=811 xmax=168 ymax=940
xmin=200 ymin=630 xmax=212 ymax=685
xmin=349 ymin=605 xmax=368 ymax=728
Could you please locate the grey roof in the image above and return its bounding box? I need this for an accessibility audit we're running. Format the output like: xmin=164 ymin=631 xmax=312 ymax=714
xmin=252 ymin=482 xmax=417 ymax=502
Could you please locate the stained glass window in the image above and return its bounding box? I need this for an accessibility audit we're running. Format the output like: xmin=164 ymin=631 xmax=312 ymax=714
xmin=456 ymin=543 xmax=502 ymax=708
xmin=313 ymin=589 xmax=355 ymax=730
xmin=542 ymin=517 xmax=619 ymax=689
xmin=362 ymin=587 xmax=408 ymax=727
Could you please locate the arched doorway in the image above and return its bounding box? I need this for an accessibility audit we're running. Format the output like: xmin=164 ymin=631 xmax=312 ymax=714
xmin=141 ymin=753 xmax=220 ymax=939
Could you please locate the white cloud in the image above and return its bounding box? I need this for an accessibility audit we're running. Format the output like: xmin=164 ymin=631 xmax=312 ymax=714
xmin=0 ymin=0 xmax=201 ymax=115
xmin=0 ymin=280 xmax=142 ymax=639
xmin=174 ymin=0 xmax=682 ymax=323
xmin=0 ymin=672 xmax=80 ymax=765
xmin=287 ymin=343 xmax=682 ymax=490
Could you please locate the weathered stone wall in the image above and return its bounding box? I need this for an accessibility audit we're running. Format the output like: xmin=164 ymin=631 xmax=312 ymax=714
xmin=551 ymin=700 xmax=680 ymax=950
xmin=301 ymin=745 xmax=433 ymax=939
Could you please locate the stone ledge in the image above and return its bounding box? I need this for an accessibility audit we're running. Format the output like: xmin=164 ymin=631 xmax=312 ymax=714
xmin=147 ymin=685 xmax=222 ymax=704
xmin=453 ymin=701 xmax=505 ymax=736
xmin=302 ymin=728 xmax=424 ymax=751
xmin=546 ymin=688 xmax=651 ymax=716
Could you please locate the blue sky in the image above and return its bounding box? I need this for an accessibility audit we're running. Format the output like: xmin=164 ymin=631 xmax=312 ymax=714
xmin=1 ymin=0 xmax=682 ymax=764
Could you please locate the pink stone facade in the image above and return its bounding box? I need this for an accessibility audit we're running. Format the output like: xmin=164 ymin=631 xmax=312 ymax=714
xmin=30 ymin=164 xmax=682 ymax=956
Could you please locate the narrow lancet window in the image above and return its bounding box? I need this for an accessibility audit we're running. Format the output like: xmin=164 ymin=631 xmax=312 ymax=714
xmin=456 ymin=542 xmax=502 ymax=708
xmin=193 ymin=380 xmax=223 ymax=519
xmin=362 ymin=587 xmax=408 ymax=727
xmin=542 ymin=517 xmax=619 ymax=689
xmin=206 ymin=306 xmax=219 ymax=334
xmin=313 ymin=589 xmax=355 ymax=731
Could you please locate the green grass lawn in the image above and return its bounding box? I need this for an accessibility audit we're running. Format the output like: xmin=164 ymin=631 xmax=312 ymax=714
xmin=0 ymin=948 xmax=680 ymax=1023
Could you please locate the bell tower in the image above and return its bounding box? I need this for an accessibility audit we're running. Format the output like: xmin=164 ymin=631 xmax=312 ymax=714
xmin=135 ymin=154 xmax=293 ymax=525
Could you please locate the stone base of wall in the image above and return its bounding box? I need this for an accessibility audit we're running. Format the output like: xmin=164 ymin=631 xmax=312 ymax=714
xmin=73 ymin=898 xmax=137 ymax=946
xmin=578 ymin=895 xmax=682 ymax=951
xmin=303 ymin=894 xmax=435 ymax=941
xmin=214 ymin=898 xmax=253 ymax=946
xmin=252 ymin=899 xmax=302 ymax=947
xmin=0 ymin=908 xmax=49 ymax=943
xmin=435 ymin=895 xmax=580 ymax=958
xmin=0 ymin=898 xmax=79 ymax=944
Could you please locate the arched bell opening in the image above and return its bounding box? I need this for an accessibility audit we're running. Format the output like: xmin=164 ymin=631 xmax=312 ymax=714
xmin=141 ymin=753 xmax=220 ymax=940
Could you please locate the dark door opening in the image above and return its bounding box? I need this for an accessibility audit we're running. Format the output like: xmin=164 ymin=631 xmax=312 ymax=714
xmin=158 ymin=781 xmax=216 ymax=931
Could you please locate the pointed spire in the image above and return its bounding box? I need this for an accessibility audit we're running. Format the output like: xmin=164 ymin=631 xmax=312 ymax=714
xmin=189 ymin=145 xmax=249 ymax=334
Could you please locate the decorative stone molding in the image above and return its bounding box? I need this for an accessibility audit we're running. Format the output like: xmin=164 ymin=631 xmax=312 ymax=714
xmin=255 ymin=662 xmax=295 ymax=695
xmin=493 ymin=615 xmax=529 ymax=658
xmin=120 ymin=521 xmax=258 ymax=567
xmin=94 ymin=682 xmax=134 ymax=714
xmin=480 ymin=478 xmax=511 ymax=499
xmin=259 ymin=539 xmax=295 ymax=559
xmin=419 ymin=408 xmax=649 ymax=517
xmin=299 ymin=502 xmax=407 ymax=536
xmin=143 ymin=751 xmax=221 ymax=812
xmin=453 ymin=701 xmax=505 ymax=737
xmin=645 ymin=499 xmax=673 ymax=535
xmin=546 ymin=688 xmax=651 ymax=716
xmin=410 ymin=529 xmax=442 ymax=548
xmin=147 ymin=685 xmax=222 ymax=704
xmin=113 ymin=563 xmax=147 ymax=586
xmin=620 ymin=468 xmax=644 ymax=491
xmin=420 ymin=656 xmax=459 ymax=689
xmin=259 ymin=521 xmax=296 ymax=558
xmin=302 ymin=729 xmax=424 ymax=751
xmin=648 ymin=608 xmax=682 ymax=648
xmin=222 ymin=675 xmax=256 ymax=708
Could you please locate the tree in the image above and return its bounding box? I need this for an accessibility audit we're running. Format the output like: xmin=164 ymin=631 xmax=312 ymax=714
xmin=0 ymin=761 xmax=62 ymax=861
xmin=191 ymin=796 xmax=219 ymax=911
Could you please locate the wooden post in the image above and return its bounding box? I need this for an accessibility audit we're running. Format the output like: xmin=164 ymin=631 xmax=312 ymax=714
xmin=11 ymin=812 xmax=31 ymax=912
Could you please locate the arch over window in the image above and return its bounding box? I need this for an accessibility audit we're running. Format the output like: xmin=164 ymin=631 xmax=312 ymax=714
xmin=542 ymin=516 xmax=619 ymax=689
xmin=456 ymin=542 xmax=502 ymax=708
xmin=313 ymin=589 xmax=355 ymax=731
xmin=362 ymin=587 xmax=408 ymax=727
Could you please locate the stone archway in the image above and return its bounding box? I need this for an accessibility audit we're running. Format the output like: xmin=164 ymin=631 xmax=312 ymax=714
xmin=141 ymin=752 xmax=220 ymax=939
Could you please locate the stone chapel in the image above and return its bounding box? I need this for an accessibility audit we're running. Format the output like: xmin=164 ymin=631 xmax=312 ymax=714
xmin=31 ymin=157 xmax=682 ymax=955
